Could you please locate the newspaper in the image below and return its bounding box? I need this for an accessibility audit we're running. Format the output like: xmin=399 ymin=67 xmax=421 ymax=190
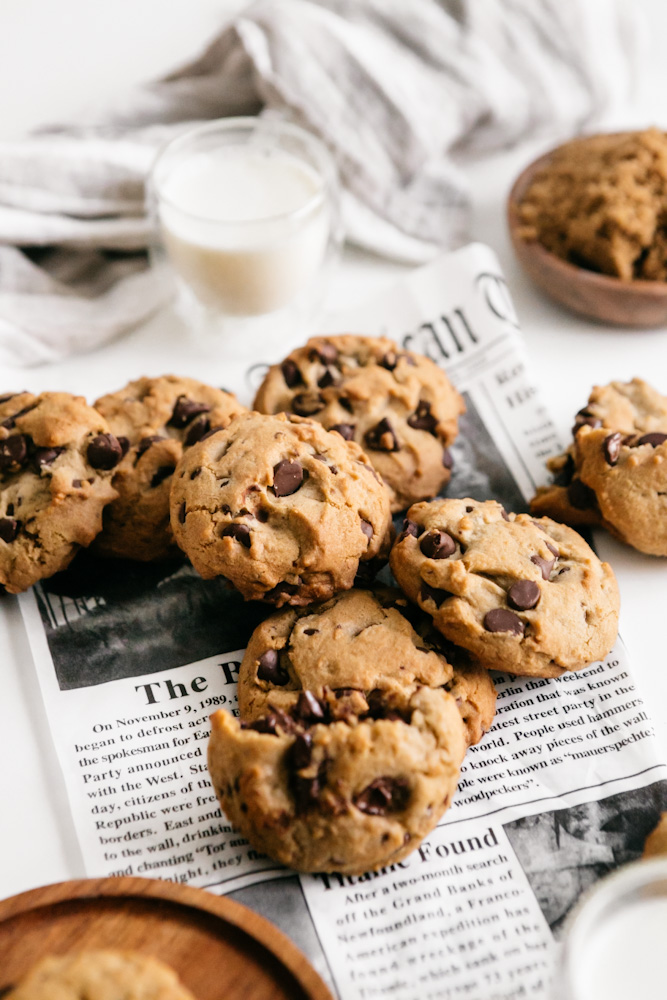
xmin=19 ymin=243 xmax=667 ymax=999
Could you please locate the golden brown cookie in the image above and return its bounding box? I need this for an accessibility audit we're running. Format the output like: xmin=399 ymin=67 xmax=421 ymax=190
xmin=170 ymin=411 xmax=392 ymax=606
xmin=253 ymin=334 xmax=464 ymax=511
xmin=643 ymin=813 xmax=667 ymax=858
xmin=0 ymin=391 xmax=120 ymax=593
xmin=7 ymin=949 xmax=195 ymax=1000
xmin=208 ymin=589 xmax=466 ymax=874
xmin=94 ymin=375 xmax=245 ymax=561
xmin=390 ymin=498 xmax=619 ymax=679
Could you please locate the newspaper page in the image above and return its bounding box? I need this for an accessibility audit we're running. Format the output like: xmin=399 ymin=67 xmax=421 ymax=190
xmin=19 ymin=243 xmax=667 ymax=999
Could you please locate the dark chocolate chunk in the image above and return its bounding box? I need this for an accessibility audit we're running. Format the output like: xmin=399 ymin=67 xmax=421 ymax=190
xmin=288 ymin=732 xmax=313 ymax=770
xmin=185 ymin=415 xmax=211 ymax=446
xmin=442 ymin=448 xmax=453 ymax=470
xmin=420 ymin=581 xmax=453 ymax=606
xmin=178 ymin=502 xmax=186 ymax=524
xmin=281 ymin=359 xmax=302 ymax=388
xmin=303 ymin=628 xmax=319 ymax=635
xmin=87 ymin=433 xmax=123 ymax=470
xmin=500 ymin=508 xmax=511 ymax=522
xmin=567 ymin=478 xmax=597 ymax=510
xmin=71 ymin=479 xmax=83 ymax=489
xmin=507 ymin=580 xmax=540 ymax=611
xmin=0 ymin=434 xmax=27 ymax=470
xmin=0 ymin=517 xmax=19 ymax=543
xmin=292 ymin=771 xmax=323 ymax=813
xmin=338 ymin=397 xmax=353 ymax=413
xmin=329 ymin=423 xmax=355 ymax=441
xmin=484 ymin=608 xmax=524 ymax=636
xmin=311 ymin=342 xmax=338 ymax=364
xmin=136 ymin=435 xmax=165 ymax=460
xmin=317 ymin=367 xmax=338 ymax=389
xmin=400 ymin=519 xmax=420 ymax=540
xmin=419 ymin=530 xmax=455 ymax=559
xmin=295 ymin=690 xmax=325 ymax=724
xmin=168 ymin=396 xmax=210 ymax=428
xmin=256 ymin=508 xmax=269 ymax=522
xmin=117 ymin=435 xmax=130 ymax=457
xmin=636 ymin=432 xmax=667 ymax=448
xmin=150 ymin=465 xmax=175 ymax=488
xmin=531 ymin=554 xmax=555 ymax=580
xmin=1 ymin=404 xmax=35 ymax=430
xmin=292 ymin=392 xmax=325 ymax=416
xmin=273 ymin=460 xmax=305 ymax=497
xmin=360 ymin=519 xmax=373 ymax=540
xmin=221 ymin=522 xmax=252 ymax=548
xmin=554 ymin=453 xmax=575 ymax=487
xmin=364 ymin=417 xmax=399 ymax=452
xmin=545 ymin=541 xmax=559 ymax=557
xmin=33 ymin=446 xmax=64 ymax=470
xmin=354 ymin=777 xmax=410 ymax=815
xmin=257 ymin=649 xmax=289 ymax=685
xmin=603 ymin=432 xmax=622 ymax=466
xmin=264 ymin=581 xmax=300 ymax=601
xmin=572 ymin=410 xmax=602 ymax=436
xmin=380 ymin=351 xmax=398 ymax=370
xmin=407 ymin=400 xmax=437 ymax=433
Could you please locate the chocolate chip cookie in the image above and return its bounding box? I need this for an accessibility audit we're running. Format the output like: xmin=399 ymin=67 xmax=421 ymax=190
xmin=94 ymin=375 xmax=245 ymax=561
xmin=390 ymin=498 xmax=619 ymax=678
xmin=208 ymin=589 xmax=466 ymax=874
xmin=253 ymin=335 xmax=465 ymax=511
xmin=171 ymin=412 xmax=392 ymax=605
xmin=0 ymin=391 xmax=121 ymax=593
xmin=531 ymin=378 xmax=667 ymax=555
xmin=7 ymin=950 xmax=195 ymax=1000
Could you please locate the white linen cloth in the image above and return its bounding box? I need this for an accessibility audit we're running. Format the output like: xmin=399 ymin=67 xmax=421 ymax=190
xmin=0 ymin=0 xmax=639 ymax=366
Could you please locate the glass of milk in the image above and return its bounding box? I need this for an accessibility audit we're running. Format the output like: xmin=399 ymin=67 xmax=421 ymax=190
xmin=553 ymin=857 xmax=667 ymax=999
xmin=149 ymin=117 xmax=342 ymax=343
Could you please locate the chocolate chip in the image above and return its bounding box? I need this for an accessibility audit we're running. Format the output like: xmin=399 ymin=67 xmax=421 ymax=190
xmin=339 ymin=397 xmax=353 ymax=413
xmin=420 ymin=530 xmax=455 ymax=559
xmin=380 ymin=351 xmax=399 ymax=371
xmin=150 ymin=465 xmax=175 ymax=488
xmin=636 ymin=432 xmax=667 ymax=448
xmin=0 ymin=393 xmax=20 ymax=405
xmin=360 ymin=519 xmax=373 ymax=540
xmin=273 ymin=460 xmax=304 ymax=497
xmin=546 ymin=541 xmax=559 ymax=558
xmin=71 ymin=479 xmax=83 ymax=489
xmin=295 ymin=690 xmax=325 ymax=724
xmin=442 ymin=449 xmax=453 ymax=470
xmin=365 ymin=418 xmax=399 ymax=452
xmin=264 ymin=581 xmax=300 ymax=601
xmin=292 ymin=392 xmax=325 ymax=416
xmin=178 ymin=502 xmax=186 ymax=524
xmin=117 ymin=436 xmax=130 ymax=457
xmin=256 ymin=509 xmax=269 ymax=522
xmin=354 ymin=777 xmax=410 ymax=816
xmin=33 ymin=446 xmax=64 ymax=470
xmin=330 ymin=423 xmax=355 ymax=441
xmin=603 ymin=432 xmax=622 ymax=466
xmin=0 ymin=435 xmax=27 ymax=470
xmin=190 ymin=468 xmax=202 ymax=480
xmin=554 ymin=453 xmax=575 ymax=487
xmin=1 ymin=404 xmax=35 ymax=430
xmin=420 ymin=582 xmax=452 ymax=606
xmin=292 ymin=771 xmax=323 ymax=813
xmin=168 ymin=396 xmax=210 ymax=428
xmin=0 ymin=517 xmax=19 ymax=543
xmin=281 ymin=359 xmax=302 ymax=388
xmin=248 ymin=711 xmax=292 ymax=736
xmin=500 ymin=508 xmax=511 ymax=522
xmin=531 ymin=554 xmax=555 ymax=580
xmin=311 ymin=342 xmax=338 ymax=364
xmin=407 ymin=400 xmax=437 ymax=433
xmin=484 ymin=608 xmax=525 ymax=636
xmin=303 ymin=628 xmax=319 ymax=635
xmin=400 ymin=519 xmax=420 ymax=540
xmin=572 ymin=409 xmax=602 ymax=436
xmin=136 ymin=435 xmax=165 ymax=460
xmin=288 ymin=732 xmax=313 ymax=770
xmin=567 ymin=479 xmax=597 ymax=510
xmin=221 ymin=522 xmax=252 ymax=548
xmin=317 ymin=368 xmax=337 ymax=389
xmin=87 ymin=433 xmax=123 ymax=470
xmin=508 ymin=580 xmax=540 ymax=611
xmin=257 ymin=649 xmax=289 ymax=685
xmin=185 ymin=415 xmax=211 ymax=446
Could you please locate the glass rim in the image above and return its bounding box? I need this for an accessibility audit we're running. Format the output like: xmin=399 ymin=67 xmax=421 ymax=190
xmin=559 ymin=856 xmax=667 ymax=1000
xmin=149 ymin=116 xmax=337 ymax=228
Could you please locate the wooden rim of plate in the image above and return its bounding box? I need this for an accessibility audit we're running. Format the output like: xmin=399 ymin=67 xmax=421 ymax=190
xmin=0 ymin=876 xmax=335 ymax=999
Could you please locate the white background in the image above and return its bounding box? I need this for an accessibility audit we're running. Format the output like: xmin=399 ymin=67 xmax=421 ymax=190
xmin=1 ymin=0 xmax=667 ymax=899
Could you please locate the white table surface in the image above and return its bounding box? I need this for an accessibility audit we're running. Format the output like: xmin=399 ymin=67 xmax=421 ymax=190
xmin=1 ymin=0 xmax=667 ymax=901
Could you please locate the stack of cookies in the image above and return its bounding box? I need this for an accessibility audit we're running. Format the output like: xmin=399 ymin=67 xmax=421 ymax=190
xmin=0 ymin=336 xmax=622 ymax=876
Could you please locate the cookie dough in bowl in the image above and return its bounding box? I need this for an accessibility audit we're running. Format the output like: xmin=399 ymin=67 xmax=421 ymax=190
xmin=390 ymin=498 xmax=619 ymax=679
xmin=253 ymin=334 xmax=464 ymax=511
xmin=170 ymin=411 xmax=392 ymax=605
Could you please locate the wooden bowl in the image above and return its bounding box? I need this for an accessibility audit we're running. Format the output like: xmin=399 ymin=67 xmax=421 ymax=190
xmin=507 ymin=141 xmax=667 ymax=328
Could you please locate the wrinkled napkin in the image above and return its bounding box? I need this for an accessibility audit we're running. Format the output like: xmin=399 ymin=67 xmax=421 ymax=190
xmin=0 ymin=0 xmax=640 ymax=366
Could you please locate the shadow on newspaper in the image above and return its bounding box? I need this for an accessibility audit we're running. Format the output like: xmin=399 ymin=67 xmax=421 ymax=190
xmin=504 ymin=779 xmax=667 ymax=938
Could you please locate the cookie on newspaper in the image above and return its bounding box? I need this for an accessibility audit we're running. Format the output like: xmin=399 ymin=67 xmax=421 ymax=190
xmin=390 ymin=498 xmax=619 ymax=679
xmin=253 ymin=334 xmax=465 ymax=511
xmin=208 ymin=588 xmax=467 ymax=874
xmin=170 ymin=411 xmax=392 ymax=606
xmin=6 ymin=949 xmax=195 ymax=1000
xmin=531 ymin=378 xmax=667 ymax=555
xmin=94 ymin=375 xmax=245 ymax=560
xmin=0 ymin=391 xmax=121 ymax=593
xmin=643 ymin=813 xmax=667 ymax=858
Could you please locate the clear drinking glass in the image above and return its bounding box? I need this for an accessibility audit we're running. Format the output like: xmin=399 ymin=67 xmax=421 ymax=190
xmin=149 ymin=117 xmax=342 ymax=345
xmin=554 ymin=857 xmax=667 ymax=1000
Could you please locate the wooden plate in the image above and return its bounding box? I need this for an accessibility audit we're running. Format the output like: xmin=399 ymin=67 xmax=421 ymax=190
xmin=507 ymin=137 xmax=667 ymax=328
xmin=0 ymin=876 xmax=334 ymax=999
